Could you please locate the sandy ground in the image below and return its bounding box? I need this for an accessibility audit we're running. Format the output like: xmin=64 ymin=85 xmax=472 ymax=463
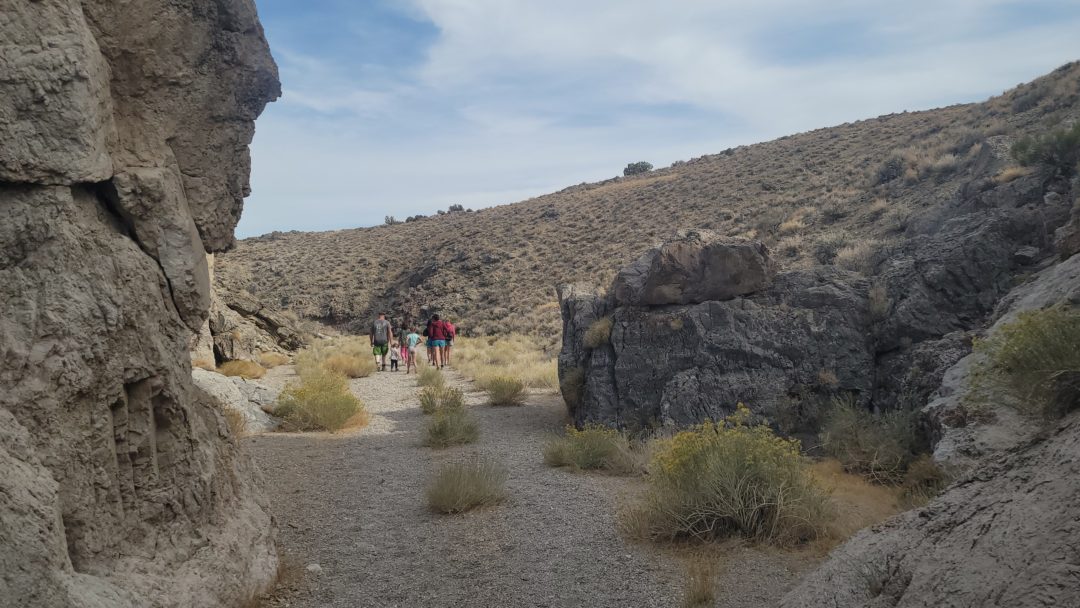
xmin=246 ymin=367 xmax=820 ymax=608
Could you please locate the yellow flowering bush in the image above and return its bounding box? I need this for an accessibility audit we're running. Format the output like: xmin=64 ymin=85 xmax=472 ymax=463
xmin=624 ymin=404 xmax=830 ymax=546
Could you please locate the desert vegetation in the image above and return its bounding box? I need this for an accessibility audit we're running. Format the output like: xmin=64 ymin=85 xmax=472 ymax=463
xmin=416 ymin=366 xmax=445 ymax=388
xmin=293 ymin=337 xmax=377 ymax=378
xmin=426 ymin=457 xmax=508 ymax=514
xmin=257 ymin=351 xmax=289 ymax=368
xmin=275 ymin=366 xmax=367 ymax=432
xmin=219 ymin=65 xmax=1080 ymax=354
xmin=218 ymin=359 xmax=266 ymax=379
xmin=622 ymin=405 xmax=831 ymax=546
xmin=452 ymin=335 xmax=558 ymax=391
xmin=419 ymin=385 xmax=465 ymax=415
xmin=543 ymin=425 xmax=640 ymax=475
xmin=423 ymin=408 xmax=480 ymax=448
xmin=972 ymin=307 xmax=1080 ymax=419
xmin=483 ymin=376 xmax=527 ymax=406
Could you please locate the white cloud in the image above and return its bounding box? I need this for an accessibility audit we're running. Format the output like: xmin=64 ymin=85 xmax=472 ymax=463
xmin=239 ymin=0 xmax=1080 ymax=237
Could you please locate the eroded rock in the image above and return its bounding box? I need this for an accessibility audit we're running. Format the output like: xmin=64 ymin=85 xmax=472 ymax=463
xmin=0 ymin=1 xmax=281 ymax=606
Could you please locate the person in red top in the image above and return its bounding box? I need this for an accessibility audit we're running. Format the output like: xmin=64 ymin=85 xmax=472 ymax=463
xmin=444 ymin=320 xmax=457 ymax=366
xmin=427 ymin=314 xmax=450 ymax=369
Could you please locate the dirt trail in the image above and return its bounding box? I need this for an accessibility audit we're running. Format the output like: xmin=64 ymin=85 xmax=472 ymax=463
xmin=247 ymin=367 xmax=815 ymax=608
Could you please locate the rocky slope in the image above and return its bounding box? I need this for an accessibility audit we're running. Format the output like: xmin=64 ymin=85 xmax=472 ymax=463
xmin=218 ymin=62 xmax=1080 ymax=345
xmin=0 ymin=1 xmax=280 ymax=607
xmin=781 ymin=253 xmax=1080 ymax=608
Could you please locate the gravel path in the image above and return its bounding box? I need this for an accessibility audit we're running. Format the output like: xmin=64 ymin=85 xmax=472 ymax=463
xmin=246 ymin=367 xmax=816 ymax=608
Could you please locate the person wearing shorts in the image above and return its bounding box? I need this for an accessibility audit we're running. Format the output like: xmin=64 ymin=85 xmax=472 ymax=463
xmin=370 ymin=312 xmax=394 ymax=371
xmin=405 ymin=328 xmax=422 ymax=374
xmin=444 ymin=320 xmax=456 ymax=366
xmin=427 ymin=314 xmax=450 ymax=368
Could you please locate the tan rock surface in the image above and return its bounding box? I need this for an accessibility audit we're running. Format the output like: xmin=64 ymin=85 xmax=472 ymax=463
xmin=0 ymin=1 xmax=280 ymax=606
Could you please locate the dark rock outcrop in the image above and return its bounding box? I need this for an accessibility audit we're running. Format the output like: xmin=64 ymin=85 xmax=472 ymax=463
xmin=0 ymin=1 xmax=280 ymax=606
xmin=783 ymin=254 xmax=1080 ymax=608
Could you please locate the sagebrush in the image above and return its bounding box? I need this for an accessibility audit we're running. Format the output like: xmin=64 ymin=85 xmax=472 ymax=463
xmin=971 ymin=307 xmax=1080 ymax=418
xmin=419 ymin=386 xmax=465 ymax=415
xmin=623 ymin=404 xmax=830 ymax=546
xmin=484 ymin=376 xmax=526 ymax=406
xmin=423 ymin=408 xmax=480 ymax=448
xmin=819 ymin=396 xmax=920 ymax=484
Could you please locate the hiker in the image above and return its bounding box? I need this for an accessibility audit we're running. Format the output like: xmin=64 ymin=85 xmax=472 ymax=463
xmin=370 ymin=312 xmax=394 ymax=371
xmin=427 ymin=314 xmax=450 ymax=368
xmin=388 ymin=340 xmax=402 ymax=371
xmin=444 ymin=320 xmax=457 ymax=366
xmin=423 ymin=319 xmax=436 ymax=365
xmin=399 ymin=339 xmax=409 ymax=367
xmin=405 ymin=327 xmax=422 ymax=374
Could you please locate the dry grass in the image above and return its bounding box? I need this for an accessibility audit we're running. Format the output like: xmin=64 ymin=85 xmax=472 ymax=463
xmin=994 ymin=165 xmax=1035 ymax=183
xmin=819 ymin=397 xmax=920 ymax=485
xmin=808 ymin=459 xmax=902 ymax=547
xmin=416 ymin=366 xmax=445 ymax=388
xmin=681 ymin=554 xmax=719 ymax=608
xmin=419 ymin=385 xmax=465 ymax=415
xmin=484 ymin=376 xmax=527 ymax=406
xmin=275 ymin=366 xmax=368 ymax=432
xmin=257 ymin=351 xmax=289 ymax=368
xmin=426 ymin=457 xmax=508 ymax=514
xmin=452 ymin=335 xmax=559 ymax=391
xmin=543 ymin=425 xmax=641 ymax=475
xmin=218 ymin=360 xmax=266 ymax=379
xmin=223 ymin=406 xmax=246 ymax=437
xmin=423 ymin=408 xmax=480 ymax=448
xmin=323 ymin=353 xmax=377 ymax=378
xmin=192 ymin=358 xmax=216 ymax=371
xmin=216 ymin=63 xmax=1080 ymax=343
xmin=583 ymin=317 xmax=614 ymax=349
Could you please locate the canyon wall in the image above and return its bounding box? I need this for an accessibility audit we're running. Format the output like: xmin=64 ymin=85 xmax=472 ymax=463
xmin=0 ymin=1 xmax=281 ymax=606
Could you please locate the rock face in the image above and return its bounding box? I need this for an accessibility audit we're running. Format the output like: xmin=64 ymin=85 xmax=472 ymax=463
xmin=559 ymin=166 xmax=1074 ymax=433
xmin=192 ymin=369 xmax=280 ymax=434
xmin=0 ymin=1 xmax=280 ymax=607
xmin=611 ymin=230 xmax=776 ymax=306
xmin=561 ymin=245 xmax=874 ymax=431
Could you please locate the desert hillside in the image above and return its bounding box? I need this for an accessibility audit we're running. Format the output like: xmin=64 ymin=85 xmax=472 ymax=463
xmin=218 ymin=62 xmax=1079 ymax=344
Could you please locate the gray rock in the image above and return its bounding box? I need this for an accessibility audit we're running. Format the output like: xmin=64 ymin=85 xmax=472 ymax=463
xmin=561 ymin=266 xmax=873 ymax=431
xmin=0 ymin=1 xmax=281 ymax=607
xmin=192 ymin=369 xmax=280 ymax=433
xmin=1012 ymin=245 xmax=1041 ymax=265
xmin=611 ymin=230 xmax=776 ymax=307
xmin=784 ymin=253 xmax=1080 ymax=607
xmin=782 ymin=410 xmax=1080 ymax=608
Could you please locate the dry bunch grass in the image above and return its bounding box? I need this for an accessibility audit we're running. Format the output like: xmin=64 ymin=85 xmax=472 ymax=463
xmin=427 ymin=457 xmax=507 ymax=514
xmin=218 ymin=360 xmax=266 ymax=379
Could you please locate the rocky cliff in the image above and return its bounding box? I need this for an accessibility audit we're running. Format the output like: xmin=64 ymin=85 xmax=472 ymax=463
xmin=0 ymin=1 xmax=280 ymax=606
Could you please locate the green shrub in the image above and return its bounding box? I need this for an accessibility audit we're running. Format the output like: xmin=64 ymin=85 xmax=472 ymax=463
xmin=972 ymin=307 xmax=1080 ymax=418
xmin=543 ymin=425 xmax=640 ymax=475
xmin=275 ymin=367 xmax=366 ymax=432
xmin=419 ymin=386 xmax=465 ymax=415
xmin=423 ymin=408 xmax=479 ymax=448
xmin=218 ymin=360 xmax=266 ymax=379
xmin=484 ymin=376 xmax=526 ymax=406
xmin=417 ymin=366 xmax=445 ymax=388
xmin=820 ymin=397 xmax=918 ymax=484
xmin=623 ymin=161 xmax=654 ymax=176
xmin=623 ymin=405 xmax=830 ymax=546
xmin=426 ymin=457 xmax=507 ymax=513
xmin=583 ymin=317 xmax=613 ymax=349
xmin=1011 ymin=122 xmax=1080 ymax=177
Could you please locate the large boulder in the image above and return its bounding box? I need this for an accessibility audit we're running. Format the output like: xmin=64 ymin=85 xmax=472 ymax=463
xmin=192 ymin=369 xmax=280 ymax=434
xmin=0 ymin=1 xmax=281 ymax=606
xmin=611 ymin=230 xmax=776 ymax=307
xmin=560 ymin=265 xmax=873 ymax=431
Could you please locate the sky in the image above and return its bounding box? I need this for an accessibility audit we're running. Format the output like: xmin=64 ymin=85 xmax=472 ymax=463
xmin=237 ymin=0 xmax=1080 ymax=238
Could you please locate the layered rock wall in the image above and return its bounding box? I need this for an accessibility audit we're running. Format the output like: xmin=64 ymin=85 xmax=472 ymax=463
xmin=1 ymin=1 xmax=280 ymax=606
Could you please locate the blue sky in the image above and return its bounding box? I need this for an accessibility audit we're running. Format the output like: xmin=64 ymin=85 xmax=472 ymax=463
xmin=238 ymin=0 xmax=1080 ymax=237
